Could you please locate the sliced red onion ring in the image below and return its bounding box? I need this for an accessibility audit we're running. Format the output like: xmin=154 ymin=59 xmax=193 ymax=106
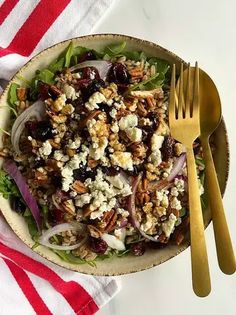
xmin=11 ymin=100 xmax=45 ymax=155
xmin=69 ymin=60 xmax=112 ymax=80
xmin=39 ymin=222 xmax=86 ymax=250
xmin=3 ymin=159 xmax=42 ymax=230
xmin=167 ymin=153 xmax=186 ymax=182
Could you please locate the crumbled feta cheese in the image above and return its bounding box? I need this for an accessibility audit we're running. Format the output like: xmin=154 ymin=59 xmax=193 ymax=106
xmin=109 ymin=108 xmax=117 ymax=119
xmin=141 ymin=214 xmax=157 ymax=233
xmin=106 ymin=174 xmax=132 ymax=196
xmin=170 ymin=197 xmax=182 ymax=210
xmin=106 ymin=99 xmax=113 ymax=106
xmin=111 ymin=122 xmax=119 ymax=133
xmin=61 ymin=145 xmax=89 ymax=191
xmin=110 ymin=151 xmax=133 ymax=170
xmin=85 ymin=92 xmax=106 ymax=111
xmin=118 ymin=114 xmax=138 ymax=130
xmin=61 ymin=166 xmax=73 ymax=192
xmin=117 ymin=208 xmax=129 ymax=217
xmin=151 ymin=134 xmax=164 ymax=151
xmin=54 ymin=150 xmax=69 ymax=162
xmin=126 ymin=127 xmax=142 ymax=142
xmin=89 ymin=137 xmax=108 ymax=160
xmin=39 ymin=141 xmax=52 ymax=158
xmin=75 ymin=193 xmax=92 ymax=207
xmin=63 ymin=84 xmax=77 ymax=100
xmin=171 ymin=187 xmax=179 ymax=197
xmin=148 ymin=150 xmax=162 ymax=166
xmin=162 ymin=213 xmax=177 ymax=237
xmin=68 ymin=137 xmax=81 ymax=149
xmin=174 ymin=178 xmax=185 ymax=193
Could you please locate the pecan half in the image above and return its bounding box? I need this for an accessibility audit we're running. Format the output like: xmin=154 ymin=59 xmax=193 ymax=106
xmin=62 ymin=199 xmax=76 ymax=214
xmin=87 ymin=225 xmax=102 ymax=238
xmin=72 ymin=180 xmax=88 ymax=194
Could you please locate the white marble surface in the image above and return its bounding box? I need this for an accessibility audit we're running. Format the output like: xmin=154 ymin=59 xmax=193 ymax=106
xmin=94 ymin=0 xmax=236 ymax=314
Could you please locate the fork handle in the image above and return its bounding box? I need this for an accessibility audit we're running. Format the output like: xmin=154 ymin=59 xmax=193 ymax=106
xmin=201 ymin=138 xmax=236 ymax=274
xmin=186 ymin=147 xmax=211 ymax=297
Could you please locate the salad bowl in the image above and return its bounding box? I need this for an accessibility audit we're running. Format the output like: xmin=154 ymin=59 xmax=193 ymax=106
xmin=0 ymin=34 xmax=229 ymax=275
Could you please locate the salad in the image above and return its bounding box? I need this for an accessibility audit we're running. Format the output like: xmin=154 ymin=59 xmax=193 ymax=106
xmin=0 ymin=41 xmax=205 ymax=265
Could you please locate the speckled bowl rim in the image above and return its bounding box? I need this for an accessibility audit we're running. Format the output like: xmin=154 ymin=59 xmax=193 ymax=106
xmin=0 ymin=33 xmax=230 ymax=276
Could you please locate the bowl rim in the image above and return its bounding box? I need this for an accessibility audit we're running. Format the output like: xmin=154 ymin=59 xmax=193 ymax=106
xmin=0 ymin=33 xmax=230 ymax=275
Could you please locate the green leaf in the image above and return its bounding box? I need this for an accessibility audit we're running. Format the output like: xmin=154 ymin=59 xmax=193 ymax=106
xmin=148 ymin=58 xmax=170 ymax=74
xmin=73 ymin=45 xmax=89 ymax=57
xmin=64 ymin=42 xmax=74 ymax=67
xmin=53 ymin=250 xmax=94 ymax=265
xmin=49 ymin=57 xmax=65 ymax=73
xmin=0 ymin=170 xmax=20 ymax=199
xmin=8 ymin=83 xmax=19 ymax=107
xmin=36 ymin=69 xmax=54 ymax=84
xmin=24 ymin=215 xmax=39 ymax=239
xmin=104 ymin=41 xmax=126 ymax=57
xmin=179 ymin=207 xmax=187 ymax=217
xmin=123 ymin=50 xmax=147 ymax=61
xmin=130 ymin=72 xmax=165 ymax=91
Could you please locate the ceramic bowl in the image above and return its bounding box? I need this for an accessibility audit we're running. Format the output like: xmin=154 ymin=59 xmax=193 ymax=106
xmin=0 ymin=34 xmax=229 ymax=275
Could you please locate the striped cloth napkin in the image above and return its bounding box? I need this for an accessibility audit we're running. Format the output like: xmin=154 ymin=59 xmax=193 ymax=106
xmin=0 ymin=1 xmax=120 ymax=314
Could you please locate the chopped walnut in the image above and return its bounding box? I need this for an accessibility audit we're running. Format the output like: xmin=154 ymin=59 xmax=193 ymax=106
xmin=62 ymin=199 xmax=76 ymax=214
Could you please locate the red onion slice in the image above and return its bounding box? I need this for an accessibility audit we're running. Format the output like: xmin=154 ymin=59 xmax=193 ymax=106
xmin=101 ymin=233 xmax=125 ymax=251
xmin=70 ymin=60 xmax=112 ymax=80
xmin=167 ymin=153 xmax=186 ymax=182
xmin=3 ymin=159 xmax=42 ymax=230
xmin=39 ymin=222 xmax=86 ymax=250
xmin=11 ymin=100 xmax=45 ymax=154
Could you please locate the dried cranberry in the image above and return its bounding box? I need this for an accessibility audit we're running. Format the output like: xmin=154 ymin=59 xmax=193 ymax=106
xmin=126 ymin=165 xmax=144 ymax=176
xmin=98 ymin=102 xmax=110 ymax=114
xmin=161 ymin=136 xmax=176 ymax=161
xmin=38 ymin=82 xmax=61 ymax=101
xmin=101 ymin=166 xmax=120 ymax=176
xmin=147 ymin=241 xmax=167 ymax=249
xmin=79 ymin=79 xmax=105 ymax=101
xmin=82 ymin=67 xmax=100 ymax=80
xmin=131 ymin=241 xmax=146 ymax=256
xmin=25 ymin=120 xmax=53 ymax=141
xmin=88 ymin=236 xmax=108 ymax=254
xmin=73 ymin=167 xmax=96 ymax=182
xmin=11 ymin=197 xmax=26 ymax=214
xmin=49 ymin=208 xmax=64 ymax=225
xmin=117 ymin=83 xmax=129 ymax=94
xmin=78 ymin=51 xmax=96 ymax=63
xmin=33 ymin=159 xmax=45 ymax=168
xmin=51 ymin=174 xmax=62 ymax=189
xmin=147 ymin=111 xmax=159 ymax=126
xmin=107 ymin=63 xmax=130 ymax=84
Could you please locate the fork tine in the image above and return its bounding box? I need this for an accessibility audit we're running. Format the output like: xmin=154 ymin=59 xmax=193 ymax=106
xmin=178 ymin=63 xmax=185 ymax=119
xmin=185 ymin=63 xmax=191 ymax=117
xmin=169 ymin=64 xmax=176 ymax=122
xmin=192 ymin=62 xmax=199 ymax=118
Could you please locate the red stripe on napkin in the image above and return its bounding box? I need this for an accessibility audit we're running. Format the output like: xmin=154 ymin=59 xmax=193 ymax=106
xmin=3 ymin=257 xmax=53 ymax=315
xmin=0 ymin=0 xmax=19 ymax=25
xmin=0 ymin=0 xmax=71 ymax=57
xmin=0 ymin=242 xmax=99 ymax=315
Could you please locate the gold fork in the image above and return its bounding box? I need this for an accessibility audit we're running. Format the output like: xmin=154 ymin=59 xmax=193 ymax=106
xmin=169 ymin=63 xmax=211 ymax=297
